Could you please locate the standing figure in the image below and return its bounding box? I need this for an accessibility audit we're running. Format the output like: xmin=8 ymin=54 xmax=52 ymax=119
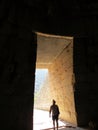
xmin=49 ymin=100 xmax=60 ymax=130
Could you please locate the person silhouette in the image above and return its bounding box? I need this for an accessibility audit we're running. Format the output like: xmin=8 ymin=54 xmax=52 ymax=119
xmin=49 ymin=100 xmax=60 ymax=130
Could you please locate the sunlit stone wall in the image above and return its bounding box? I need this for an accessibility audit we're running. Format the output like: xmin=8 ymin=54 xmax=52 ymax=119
xmin=48 ymin=40 xmax=76 ymax=125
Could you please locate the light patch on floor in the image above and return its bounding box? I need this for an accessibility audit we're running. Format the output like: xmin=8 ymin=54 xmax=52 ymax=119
xmin=33 ymin=109 xmax=66 ymax=130
xmin=33 ymin=109 xmax=88 ymax=130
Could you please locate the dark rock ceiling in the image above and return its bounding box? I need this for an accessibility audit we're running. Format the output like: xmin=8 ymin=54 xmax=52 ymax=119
xmin=1 ymin=0 xmax=98 ymax=36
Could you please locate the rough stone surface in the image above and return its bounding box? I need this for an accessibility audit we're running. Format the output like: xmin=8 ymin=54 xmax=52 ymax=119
xmin=0 ymin=31 xmax=37 ymax=130
xmin=0 ymin=0 xmax=98 ymax=130
xmin=74 ymin=37 xmax=98 ymax=128
xmin=0 ymin=1 xmax=37 ymax=129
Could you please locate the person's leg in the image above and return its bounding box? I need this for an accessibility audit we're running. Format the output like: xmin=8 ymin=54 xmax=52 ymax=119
xmin=52 ymin=116 xmax=55 ymax=130
xmin=53 ymin=120 xmax=55 ymax=130
xmin=56 ymin=119 xmax=58 ymax=130
xmin=56 ymin=115 xmax=59 ymax=130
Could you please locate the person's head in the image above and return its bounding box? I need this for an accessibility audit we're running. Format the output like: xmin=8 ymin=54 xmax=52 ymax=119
xmin=53 ymin=99 xmax=56 ymax=104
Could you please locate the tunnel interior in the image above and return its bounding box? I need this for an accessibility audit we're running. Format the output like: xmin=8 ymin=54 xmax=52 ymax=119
xmin=34 ymin=33 xmax=76 ymax=125
xmin=1 ymin=1 xmax=98 ymax=130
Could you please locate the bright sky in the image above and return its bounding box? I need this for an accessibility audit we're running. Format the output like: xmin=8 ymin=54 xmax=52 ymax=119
xmin=34 ymin=69 xmax=48 ymax=93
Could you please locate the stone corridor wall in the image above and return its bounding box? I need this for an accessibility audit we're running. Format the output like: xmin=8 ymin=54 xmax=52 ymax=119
xmin=35 ymin=38 xmax=77 ymax=125
xmin=48 ymin=39 xmax=76 ymax=124
xmin=74 ymin=37 xmax=98 ymax=127
xmin=0 ymin=32 xmax=37 ymax=130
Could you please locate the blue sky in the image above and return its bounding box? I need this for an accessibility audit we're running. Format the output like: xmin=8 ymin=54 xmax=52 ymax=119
xmin=34 ymin=69 xmax=48 ymax=93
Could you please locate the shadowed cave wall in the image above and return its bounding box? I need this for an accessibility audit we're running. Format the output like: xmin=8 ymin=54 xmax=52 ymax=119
xmin=0 ymin=0 xmax=98 ymax=130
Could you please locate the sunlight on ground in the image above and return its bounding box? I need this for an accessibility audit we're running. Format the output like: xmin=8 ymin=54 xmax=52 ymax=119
xmin=33 ymin=109 xmax=66 ymax=130
xmin=33 ymin=109 xmax=88 ymax=130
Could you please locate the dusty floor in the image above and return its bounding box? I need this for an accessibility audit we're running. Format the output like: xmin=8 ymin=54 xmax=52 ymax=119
xmin=33 ymin=109 xmax=88 ymax=130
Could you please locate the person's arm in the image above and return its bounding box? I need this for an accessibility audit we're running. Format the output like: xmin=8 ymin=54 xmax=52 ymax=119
xmin=57 ymin=105 xmax=60 ymax=115
xmin=49 ymin=106 xmax=52 ymax=117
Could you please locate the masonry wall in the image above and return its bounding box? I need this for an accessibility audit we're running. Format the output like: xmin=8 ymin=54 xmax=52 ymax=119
xmin=0 ymin=29 xmax=37 ymax=130
xmin=0 ymin=1 xmax=38 ymax=129
xmin=49 ymin=39 xmax=76 ymax=125
xmin=74 ymin=37 xmax=98 ymax=127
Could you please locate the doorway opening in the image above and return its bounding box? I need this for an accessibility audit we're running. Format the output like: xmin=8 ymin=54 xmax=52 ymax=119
xmin=34 ymin=68 xmax=48 ymax=108
xmin=33 ymin=32 xmax=76 ymax=129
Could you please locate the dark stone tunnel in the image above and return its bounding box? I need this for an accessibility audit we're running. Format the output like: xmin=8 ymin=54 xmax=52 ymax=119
xmin=0 ymin=0 xmax=98 ymax=130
